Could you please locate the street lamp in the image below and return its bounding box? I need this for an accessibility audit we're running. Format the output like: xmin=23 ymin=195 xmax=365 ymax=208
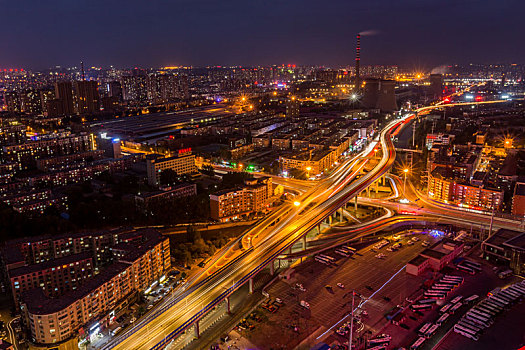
xmin=293 ymin=201 xmax=301 ymax=207
xmin=306 ymin=166 xmax=312 ymax=179
xmin=403 ymin=168 xmax=409 ymax=196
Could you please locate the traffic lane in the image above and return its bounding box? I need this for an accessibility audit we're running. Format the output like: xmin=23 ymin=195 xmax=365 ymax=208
xmin=112 ymin=115 xmax=408 ymax=349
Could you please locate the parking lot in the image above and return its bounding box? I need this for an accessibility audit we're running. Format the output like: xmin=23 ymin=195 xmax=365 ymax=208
xmin=376 ymin=252 xmax=525 ymax=350
xmin=238 ymin=231 xmax=439 ymax=349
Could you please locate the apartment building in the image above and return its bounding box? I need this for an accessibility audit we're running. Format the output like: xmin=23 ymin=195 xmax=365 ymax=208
xmin=210 ymin=177 xmax=272 ymax=222
xmin=146 ymin=150 xmax=197 ymax=187
xmin=2 ymin=133 xmax=94 ymax=170
xmin=428 ymin=167 xmax=504 ymax=210
xmin=7 ymin=229 xmax=170 ymax=346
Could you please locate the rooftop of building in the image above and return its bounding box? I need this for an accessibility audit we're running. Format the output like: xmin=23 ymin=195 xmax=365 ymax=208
xmin=504 ymin=232 xmax=525 ymax=251
xmin=21 ymin=261 xmax=131 ymax=315
xmin=485 ymin=228 xmax=523 ymax=248
xmin=135 ymin=183 xmax=196 ymax=199
xmin=115 ymin=228 xmax=168 ymax=263
xmin=420 ymin=248 xmax=446 ymax=260
xmin=514 ymin=182 xmax=525 ymax=196
xmin=8 ymin=252 xmax=92 ymax=278
xmin=2 ymin=227 xmax=131 ymax=265
xmin=407 ymin=255 xmax=429 ymax=267
xmin=0 ymin=339 xmax=13 ymax=350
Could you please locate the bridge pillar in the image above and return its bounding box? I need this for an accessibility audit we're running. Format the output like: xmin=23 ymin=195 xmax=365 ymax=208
xmin=328 ymin=215 xmax=333 ymax=225
xmin=269 ymin=260 xmax=275 ymax=275
xmin=339 ymin=208 xmax=344 ymax=222
xmin=375 ymin=180 xmax=379 ymax=194
xmin=354 ymin=196 xmax=358 ymax=212
xmin=248 ymin=279 xmax=253 ymax=294
xmin=194 ymin=320 xmax=200 ymax=339
xmin=318 ymin=224 xmax=321 ymax=235
xmin=302 ymin=234 xmax=307 ymax=250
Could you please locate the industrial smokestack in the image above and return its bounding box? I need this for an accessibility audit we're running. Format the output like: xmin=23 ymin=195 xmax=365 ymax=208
xmin=355 ymin=34 xmax=360 ymax=88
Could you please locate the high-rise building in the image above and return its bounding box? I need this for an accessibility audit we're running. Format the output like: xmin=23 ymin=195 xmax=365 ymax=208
xmin=74 ymin=80 xmax=100 ymax=114
xmin=286 ymin=97 xmax=300 ymax=118
xmin=429 ymin=74 xmax=443 ymax=99
xmin=54 ymin=81 xmax=75 ymax=115
xmin=362 ymin=78 xmax=397 ymax=112
xmin=0 ymin=120 xmax=26 ymax=147
xmin=146 ymin=74 xmax=189 ymax=102
xmin=39 ymin=89 xmax=55 ymax=116
xmin=121 ymin=75 xmax=148 ymax=102
xmin=3 ymin=91 xmax=21 ymax=113
xmin=20 ymin=89 xmax=42 ymax=115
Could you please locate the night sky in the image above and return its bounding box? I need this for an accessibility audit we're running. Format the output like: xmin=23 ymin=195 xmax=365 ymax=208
xmin=1 ymin=0 xmax=523 ymax=69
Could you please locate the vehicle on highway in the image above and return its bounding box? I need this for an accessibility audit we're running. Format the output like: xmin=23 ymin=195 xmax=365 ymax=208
xmin=421 ymin=241 xmax=430 ymax=247
xmin=111 ymin=327 xmax=123 ymax=336
xmin=147 ymin=304 xmax=153 ymax=310
xmin=337 ymin=283 xmax=345 ymax=289
xmin=130 ymin=317 xmax=136 ymax=324
xmin=275 ymin=298 xmax=283 ymax=304
xmin=300 ymin=300 xmax=310 ymax=309
xmin=375 ymin=253 xmax=386 ymax=259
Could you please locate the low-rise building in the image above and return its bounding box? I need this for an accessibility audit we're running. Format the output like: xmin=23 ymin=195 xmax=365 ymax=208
xmin=511 ymin=182 xmax=525 ymax=216
xmin=135 ymin=183 xmax=197 ymax=211
xmin=482 ymin=228 xmax=524 ymax=276
xmin=406 ymin=255 xmax=431 ymax=276
xmin=210 ymin=177 xmax=272 ymax=222
xmin=428 ymin=167 xmax=503 ymax=210
xmin=406 ymin=238 xmax=464 ymax=276
xmin=146 ymin=150 xmax=197 ymax=187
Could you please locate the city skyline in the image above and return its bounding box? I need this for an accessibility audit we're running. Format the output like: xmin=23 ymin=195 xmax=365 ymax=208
xmin=1 ymin=0 xmax=524 ymax=69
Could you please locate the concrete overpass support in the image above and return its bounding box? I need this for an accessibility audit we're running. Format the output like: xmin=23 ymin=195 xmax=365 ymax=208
xmin=194 ymin=320 xmax=200 ymax=339
xmin=226 ymin=295 xmax=232 ymax=312
xmin=354 ymin=196 xmax=358 ymax=212
xmin=339 ymin=208 xmax=344 ymax=222
xmin=302 ymin=234 xmax=307 ymax=250
xmin=269 ymin=260 xmax=275 ymax=275
xmin=248 ymin=279 xmax=253 ymax=294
